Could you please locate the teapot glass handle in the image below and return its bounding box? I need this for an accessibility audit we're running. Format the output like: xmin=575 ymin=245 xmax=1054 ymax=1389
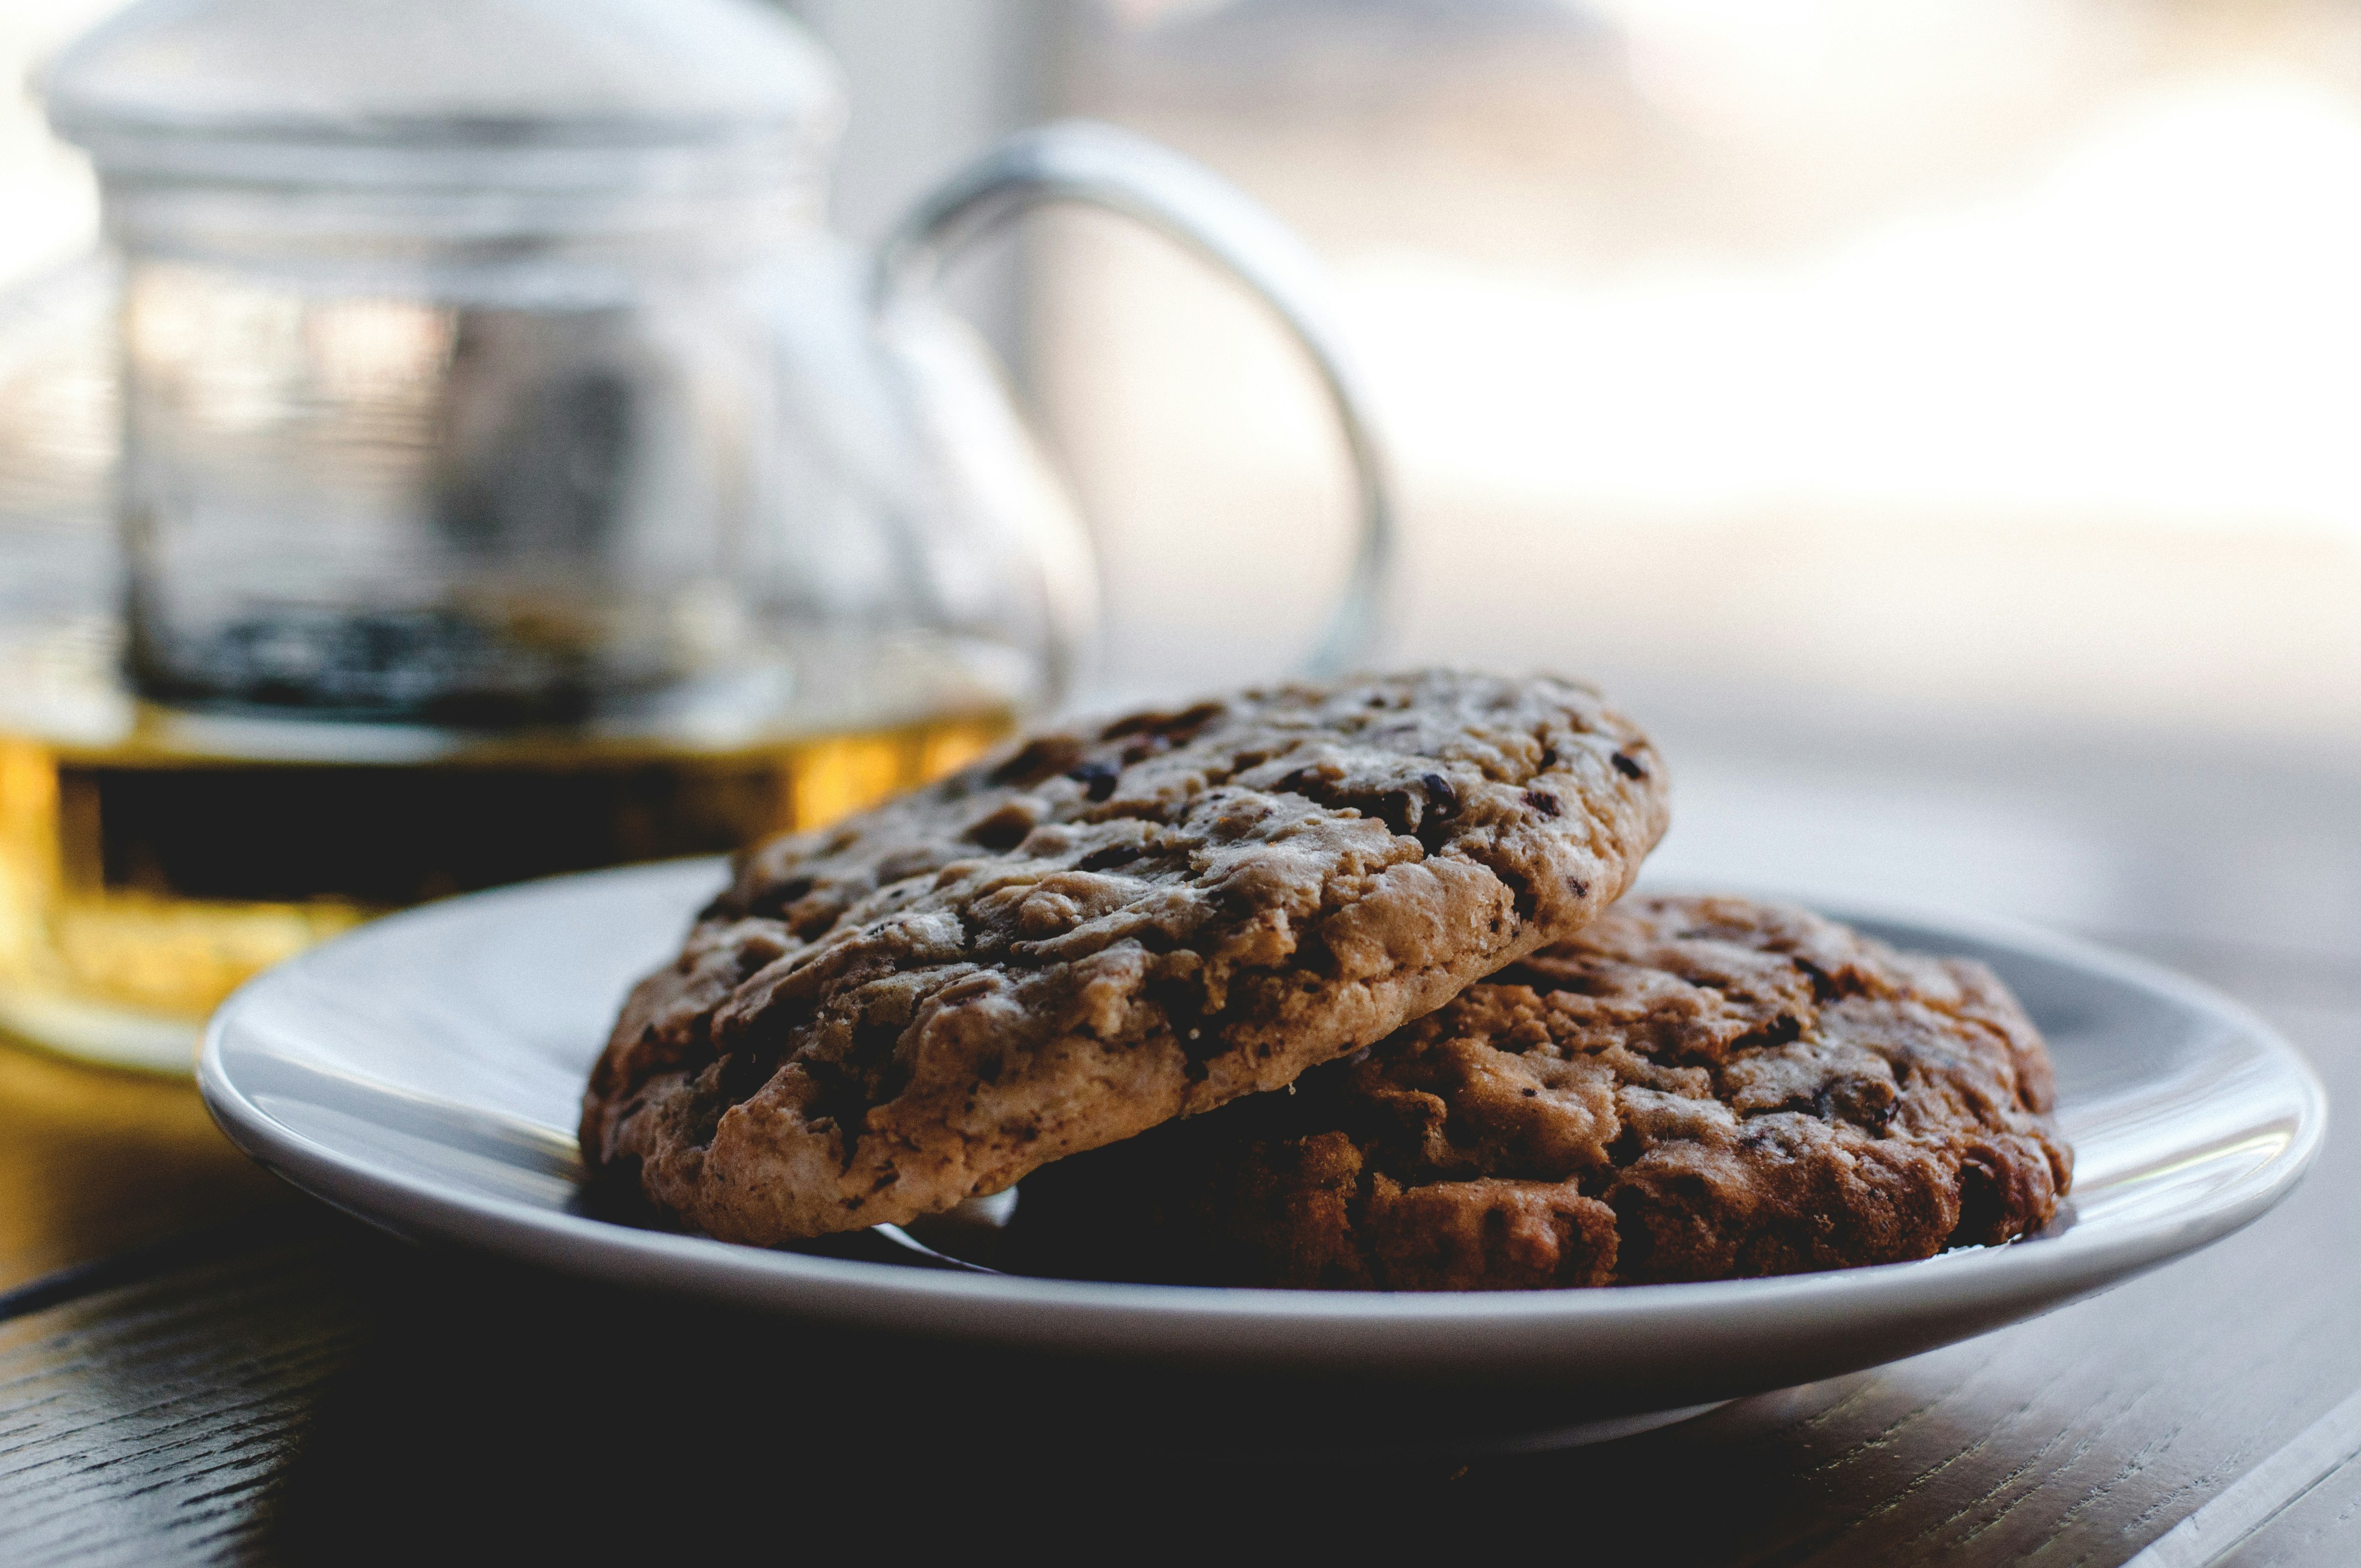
xmin=873 ymin=119 xmax=1395 ymax=682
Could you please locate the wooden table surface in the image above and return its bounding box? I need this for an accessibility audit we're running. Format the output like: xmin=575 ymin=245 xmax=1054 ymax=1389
xmin=2 ymin=729 xmax=2354 ymax=1566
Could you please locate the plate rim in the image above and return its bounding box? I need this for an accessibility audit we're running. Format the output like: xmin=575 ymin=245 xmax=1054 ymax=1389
xmin=196 ymin=860 xmax=2330 ymax=1356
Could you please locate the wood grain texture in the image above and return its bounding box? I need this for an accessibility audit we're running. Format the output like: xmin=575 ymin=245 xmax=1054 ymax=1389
xmin=0 ymin=1032 xmax=298 ymax=1293
xmin=0 ymin=1232 xmax=357 ymax=1567
xmin=2132 ymin=1386 xmax=2361 ymax=1567
xmin=2213 ymin=1449 xmax=2361 ymax=1567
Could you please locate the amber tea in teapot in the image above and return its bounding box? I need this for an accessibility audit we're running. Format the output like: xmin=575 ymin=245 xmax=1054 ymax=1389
xmin=0 ymin=627 xmax=1009 ymax=1068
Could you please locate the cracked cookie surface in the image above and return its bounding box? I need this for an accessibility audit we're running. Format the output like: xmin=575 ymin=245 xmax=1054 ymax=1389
xmin=580 ymin=671 xmax=1670 ymax=1242
xmin=1010 ymin=894 xmax=2072 ymax=1289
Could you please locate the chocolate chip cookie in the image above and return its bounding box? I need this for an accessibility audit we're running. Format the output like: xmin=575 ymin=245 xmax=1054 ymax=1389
xmin=580 ymin=671 xmax=1671 ymax=1242
xmin=1010 ymin=894 xmax=2072 ymax=1289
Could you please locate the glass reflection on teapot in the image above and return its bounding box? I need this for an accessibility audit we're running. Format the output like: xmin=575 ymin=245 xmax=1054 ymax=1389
xmin=0 ymin=0 xmax=1391 ymax=1071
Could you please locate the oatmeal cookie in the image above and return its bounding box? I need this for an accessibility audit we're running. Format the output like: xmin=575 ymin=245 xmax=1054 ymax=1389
xmin=1010 ymin=894 xmax=2072 ymax=1289
xmin=581 ymin=671 xmax=1670 ymax=1242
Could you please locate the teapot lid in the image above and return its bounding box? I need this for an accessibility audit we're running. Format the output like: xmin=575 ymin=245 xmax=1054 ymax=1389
xmin=41 ymin=0 xmax=844 ymax=196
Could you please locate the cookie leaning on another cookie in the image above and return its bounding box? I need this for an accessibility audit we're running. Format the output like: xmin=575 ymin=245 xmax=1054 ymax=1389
xmin=581 ymin=671 xmax=1671 ymax=1242
xmin=1010 ymin=894 xmax=2074 ymax=1289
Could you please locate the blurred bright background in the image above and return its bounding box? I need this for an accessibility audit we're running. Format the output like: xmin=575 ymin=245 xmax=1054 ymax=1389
xmin=1036 ymin=1 xmax=2361 ymax=743
xmin=8 ymin=0 xmax=2361 ymax=963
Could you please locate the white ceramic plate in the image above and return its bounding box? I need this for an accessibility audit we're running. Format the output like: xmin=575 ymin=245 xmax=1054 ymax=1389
xmin=199 ymin=859 xmax=2325 ymax=1447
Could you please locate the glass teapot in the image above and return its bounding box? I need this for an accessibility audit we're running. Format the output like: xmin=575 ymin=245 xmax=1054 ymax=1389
xmin=0 ymin=0 xmax=1391 ymax=1070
